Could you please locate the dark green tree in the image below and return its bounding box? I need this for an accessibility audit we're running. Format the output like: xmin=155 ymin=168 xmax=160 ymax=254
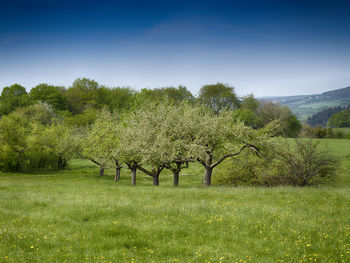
xmin=101 ymin=86 xmax=135 ymax=112
xmin=66 ymin=78 xmax=99 ymax=114
xmin=0 ymin=84 xmax=31 ymax=115
xmin=257 ymin=102 xmax=301 ymax=137
xmin=198 ymin=83 xmax=240 ymax=113
xmin=29 ymin=83 xmax=68 ymax=111
xmin=241 ymin=94 xmax=259 ymax=112
xmin=133 ymin=86 xmax=194 ymax=109
xmin=328 ymin=109 xmax=350 ymax=127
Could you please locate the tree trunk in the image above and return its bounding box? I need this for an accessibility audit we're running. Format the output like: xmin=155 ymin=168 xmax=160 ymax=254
xmin=203 ymin=166 xmax=213 ymax=186
xmin=99 ymin=166 xmax=104 ymax=176
xmin=131 ymin=167 xmax=137 ymax=185
xmin=153 ymin=175 xmax=159 ymax=186
xmin=114 ymin=167 xmax=121 ymax=182
xmin=173 ymin=171 xmax=179 ymax=186
xmin=62 ymin=159 xmax=67 ymax=170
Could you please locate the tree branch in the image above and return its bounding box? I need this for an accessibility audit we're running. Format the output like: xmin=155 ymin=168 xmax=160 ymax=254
xmin=135 ymin=164 xmax=154 ymax=177
xmin=90 ymin=159 xmax=101 ymax=166
xmin=125 ymin=162 xmax=136 ymax=170
xmin=197 ymin=158 xmax=207 ymax=166
xmin=210 ymin=144 xmax=260 ymax=168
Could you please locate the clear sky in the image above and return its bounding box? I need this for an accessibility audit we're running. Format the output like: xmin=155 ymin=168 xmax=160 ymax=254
xmin=1 ymin=0 xmax=349 ymax=97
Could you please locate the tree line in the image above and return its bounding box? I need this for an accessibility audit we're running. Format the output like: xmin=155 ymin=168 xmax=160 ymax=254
xmin=0 ymin=78 xmax=301 ymax=134
xmin=0 ymin=78 xmax=307 ymax=186
xmin=306 ymin=105 xmax=350 ymax=128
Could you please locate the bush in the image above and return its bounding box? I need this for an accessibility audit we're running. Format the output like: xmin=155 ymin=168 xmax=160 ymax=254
xmin=300 ymin=124 xmax=345 ymax=139
xmin=213 ymin=151 xmax=273 ymax=186
xmin=0 ymin=112 xmax=74 ymax=172
xmin=275 ymin=140 xmax=338 ymax=186
xmin=213 ymin=139 xmax=338 ymax=187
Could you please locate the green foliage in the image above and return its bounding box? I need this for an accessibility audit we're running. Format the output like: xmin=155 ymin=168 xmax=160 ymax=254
xmin=82 ymin=111 xmax=120 ymax=168
xmin=132 ymin=86 xmax=194 ymax=109
xmin=66 ymin=78 xmax=100 ymax=114
xmin=276 ymin=140 xmax=338 ymax=186
xmin=285 ymin=114 xmax=302 ymax=137
xmin=13 ymin=103 xmax=56 ymax=125
xmin=25 ymin=123 xmax=66 ymax=170
xmin=29 ymin=83 xmax=68 ymax=111
xmin=213 ymin=151 xmax=269 ymax=186
xmin=198 ymin=83 xmax=240 ymax=113
xmin=241 ymin=94 xmax=259 ymax=112
xmin=102 ymin=87 xmax=135 ymax=112
xmin=329 ymin=109 xmax=350 ymax=128
xmin=55 ymin=127 xmax=83 ymax=168
xmin=232 ymin=108 xmax=262 ymax=128
xmin=214 ymin=139 xmax=338 ymax=187
xmin=150 ymin=86 xmax=194 ymax=103
xmin=64 ymin=108 xmax=100 ymax=127
xmin=123 ymin=104 xmax=170 ymax=167
xmin=0 ymin=114 xmax=28 ymax=171
xmin=0 ymin=111 xmax=75 ymax=172
xmin=300 ymin=125 xmax=345 ymax=139
xmin=257 ymin=102 xmax=301 ymax=137
xmin=306 ymin=106 xmax=344 ymax=127
xmin=0 ymin=84 xmax=31 ymax=115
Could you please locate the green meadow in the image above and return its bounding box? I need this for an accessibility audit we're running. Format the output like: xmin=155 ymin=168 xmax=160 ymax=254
xmin=1 ymin=139 xmax=350 ymax=263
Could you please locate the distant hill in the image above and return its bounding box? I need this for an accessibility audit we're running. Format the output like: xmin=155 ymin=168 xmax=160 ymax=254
xmin=260 ymin=86 xmax=350 ymax=121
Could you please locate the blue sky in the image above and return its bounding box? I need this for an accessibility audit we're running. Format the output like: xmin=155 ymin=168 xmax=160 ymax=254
xmin=1 ymin=0 xmax=349 ymax=96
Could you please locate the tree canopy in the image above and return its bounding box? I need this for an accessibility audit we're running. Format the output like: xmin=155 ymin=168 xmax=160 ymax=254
xmin=0 ymin=84 xmax=31 ymax=115
xmin=329 ymin=109 xmax=350 ymax=127
xmin=198 ymin=83 xmax=240 ymax=113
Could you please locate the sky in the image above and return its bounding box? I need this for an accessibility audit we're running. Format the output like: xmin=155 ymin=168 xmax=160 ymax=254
xmin=0 ymin=0 xmax=350 ymax=97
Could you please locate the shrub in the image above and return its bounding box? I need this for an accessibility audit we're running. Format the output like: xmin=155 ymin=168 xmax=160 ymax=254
xmin=213 ymin=151 xmax=274 ymax=186
xmin=300 ymin=124 xmax=345 ymax=139
xmin=213 ymin=139 xmax=338 ymax=186
xmin=275 ymin=140 xmax=338 ymax=186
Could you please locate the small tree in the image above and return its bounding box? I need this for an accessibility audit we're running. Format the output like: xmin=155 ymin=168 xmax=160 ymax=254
xmin=154 ymin=104 xmax=193 ymax=186
xmin=55 ymin=126 xmax=83 ymax=169
xmin=276 ymin=140 xmax=338 ymax=186
xmin=122 ymin=105 xmax=174 ymax=186
xmin=183 ymin=105 xmax=278 ymax=186
xmin=82 ymin=111 xmax=120 ymax=178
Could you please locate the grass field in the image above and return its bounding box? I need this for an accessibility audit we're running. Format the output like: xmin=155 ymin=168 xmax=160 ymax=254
xmin=1 ymin=139 xmax=350 ymax=262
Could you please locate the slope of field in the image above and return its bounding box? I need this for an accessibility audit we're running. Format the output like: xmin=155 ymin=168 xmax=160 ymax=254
xmin=0 ymin=139 xmax=349 ymax=263
xmin=261 ymin=86 xmax=350 ymax=121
